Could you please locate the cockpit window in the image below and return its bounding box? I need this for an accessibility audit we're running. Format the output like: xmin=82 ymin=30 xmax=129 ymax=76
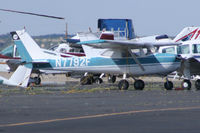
xmin=177 ymin=44 xmax=190 ymax=54
xmin=101 ymin=50 xmax=131 ymax=57
xmin=121 ymin=51 xmax=131 ymax=57
xmin=60 ymin=48 xmax=67 ymax=53
xmin=162 ymin=47 xmax=175 ymax=54
xmin=192 ymin=44 xmax=200 ymax=54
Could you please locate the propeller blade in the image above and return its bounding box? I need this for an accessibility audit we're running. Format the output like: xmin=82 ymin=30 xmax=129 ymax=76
xmin=0 ymin=8 xmax=65 ymax=20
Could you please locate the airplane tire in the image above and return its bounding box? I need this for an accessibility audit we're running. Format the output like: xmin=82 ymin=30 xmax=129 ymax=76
xmin=195 ymin=79 xmax=200 ymax=90
xmin=134 ymin=80 xmax=145 ymax=90
xmin=80 ymin=76 xmax=93 ymax=85
xmin=164 ymin=81 xmax=173 ymax=90
xmin=34 ymin=77 xmax=41 ymax=85
xmin=95 ymin=78 xmax=103 ymax=84
xmin=118 ymin=80 xmax=129 ymax=90
xmin=108 ymin=76 xmax=116 ymax=83
xmin=181 ymin=80 xmax=191 ymax=90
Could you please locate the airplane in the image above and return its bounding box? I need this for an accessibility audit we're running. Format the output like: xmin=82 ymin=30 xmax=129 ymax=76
xmin=159 ymin=27 xmax=200 ymax=90
xmin=3 ymin=29 xmax=180 ymax=90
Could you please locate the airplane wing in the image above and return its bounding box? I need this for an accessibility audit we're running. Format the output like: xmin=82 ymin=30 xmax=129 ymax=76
xmin=78 ymin=39 xmax=180 ymax=49
xmin=78 ymin=33 xmax=180 ymax=72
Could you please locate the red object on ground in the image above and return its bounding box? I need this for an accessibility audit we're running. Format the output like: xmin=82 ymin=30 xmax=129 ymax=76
xmin=175 ymin=87 xmax=184 ymax=90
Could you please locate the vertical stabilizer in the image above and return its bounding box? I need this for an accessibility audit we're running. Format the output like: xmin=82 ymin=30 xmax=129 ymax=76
xmin=174 ymin=27 xmax=200 ymax=42
xmin=10 ymin=30 xmax=47 ymax=62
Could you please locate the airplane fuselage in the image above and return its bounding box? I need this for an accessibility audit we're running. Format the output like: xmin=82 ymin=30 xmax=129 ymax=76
xmin=33 ymin=53 xmax=180 ymax=77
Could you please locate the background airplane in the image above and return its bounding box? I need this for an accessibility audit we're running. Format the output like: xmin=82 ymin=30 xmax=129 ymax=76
xmin=159 ymin=27 xmax=200 ymax=90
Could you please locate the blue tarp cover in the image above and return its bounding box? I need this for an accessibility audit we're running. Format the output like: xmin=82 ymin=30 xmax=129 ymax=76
xmin=98 ymin=19 xmax=135 ymax=39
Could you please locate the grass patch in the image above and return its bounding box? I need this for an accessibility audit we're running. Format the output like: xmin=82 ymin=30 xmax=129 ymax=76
xmin=62 ymin=87 xmax=117 ymax=94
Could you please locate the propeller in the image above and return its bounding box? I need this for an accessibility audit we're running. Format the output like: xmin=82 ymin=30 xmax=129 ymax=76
xmin=0 ymin=8 xmax=65 ymax=20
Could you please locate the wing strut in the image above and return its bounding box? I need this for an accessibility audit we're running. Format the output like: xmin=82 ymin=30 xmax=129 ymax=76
xmin=128 ymin=49 xmax=145 ymax=71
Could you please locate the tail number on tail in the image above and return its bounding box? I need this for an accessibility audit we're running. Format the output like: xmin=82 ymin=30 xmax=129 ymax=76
xmin=56 ymin=58 xmax=90 ymax=67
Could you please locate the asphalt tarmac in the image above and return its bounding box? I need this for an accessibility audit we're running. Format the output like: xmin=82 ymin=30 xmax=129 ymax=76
xmin=0 ymin=82 xmax=200 ymax=133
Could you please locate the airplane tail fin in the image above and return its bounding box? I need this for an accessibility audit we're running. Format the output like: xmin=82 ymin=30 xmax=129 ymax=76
xmin=174 ymin=27 xmax=200 ymax=42
xmin=10 ymin=30 xmax=47 ymax=63
xmin=0 ymin=64 xmax=32 ymax=87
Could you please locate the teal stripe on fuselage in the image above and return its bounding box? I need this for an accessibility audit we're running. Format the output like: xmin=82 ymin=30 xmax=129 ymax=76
xmin=40 ymin=53 xmax=179 ymax=69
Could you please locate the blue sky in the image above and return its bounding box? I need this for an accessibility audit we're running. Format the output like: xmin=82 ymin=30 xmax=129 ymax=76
xmin=0 ymin=0 xmax=199 ymax=36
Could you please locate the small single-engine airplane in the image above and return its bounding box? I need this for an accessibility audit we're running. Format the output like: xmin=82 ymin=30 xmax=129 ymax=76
xmin=0 ymin=29 xmax=180 ymax=90
xmin=159 ymin=27 xmax=200 ymax=90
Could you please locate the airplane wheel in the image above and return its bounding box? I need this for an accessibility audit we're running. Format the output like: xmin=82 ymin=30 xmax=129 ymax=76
xmin=164 ymin=81 xmax=173 ymax=90
xmin=118 ymin=80 xmax=129 ymax=90
xmin=181 ymin=80 xmax=191 ymax=90
xmin=80 ymin=76 xmax=93 ymax=85
xmin=34 ymin=77 xmax=41 ymax=85
xmin=195 ymin=79 xmax=200 ymax=90
xmin=134 ymin=80 xmax=145 ymax=90
xmin=95 ymin=78 xmax=103 ymax=84
xmin=108 ymin=75 xmax=116 ymax=83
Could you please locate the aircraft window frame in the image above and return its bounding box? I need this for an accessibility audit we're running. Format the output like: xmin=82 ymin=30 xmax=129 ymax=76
xmin=101 ymin=50 xmax=115 ymax=57
xmin=101 ymin=49 xmax=132 ymax=58
xmin=162 ymin=47 xmax=175 ymax=54
xmin=121 ymin=51 xmax=131 ymax=58
xmin=60 ymin=48 xmax=67 ymax=53
xmin=192 ymin=44 xmax=200 ymax=54
xmin=177 ymin=44 xmax=190 ymax=54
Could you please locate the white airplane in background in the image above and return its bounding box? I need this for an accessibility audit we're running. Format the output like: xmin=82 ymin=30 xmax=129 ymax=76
xmin=0 ymin=29 xmax=180 ymax=90
xmin=159 ymin=27 xmax=200 ymax=90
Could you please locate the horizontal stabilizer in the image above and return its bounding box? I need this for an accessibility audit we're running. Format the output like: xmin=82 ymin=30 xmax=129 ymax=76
xmin=0 ymin=65 xmax=32 ymax=87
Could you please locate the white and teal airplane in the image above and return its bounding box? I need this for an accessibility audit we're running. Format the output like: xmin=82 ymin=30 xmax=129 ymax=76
xmin=0 ymin=29 xmax=180 ymax=90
